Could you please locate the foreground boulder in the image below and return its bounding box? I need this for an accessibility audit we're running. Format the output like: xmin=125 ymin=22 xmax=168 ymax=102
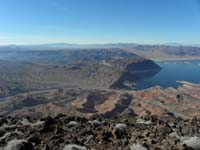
xmin=181 ymin=136 xmax=200 ymax=150
xmin=3 ymin=139 xmax=33 ymax=150
xmin=114 ymin=123 xmax=127 ymax=130
xmin=63 ymin=144 xmax=87 ymax=150
xmin=130 ymin=143 xmax=147 ymax=150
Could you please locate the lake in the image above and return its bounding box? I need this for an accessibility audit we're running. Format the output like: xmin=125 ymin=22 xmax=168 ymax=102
xmin=134 ymin=60 xmax=200 ymax=90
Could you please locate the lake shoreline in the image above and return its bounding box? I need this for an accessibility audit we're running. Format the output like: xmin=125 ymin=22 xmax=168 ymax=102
xmin=134 ymin=59 xmax=200 ymax=90
xmin=152 ymin=57 xmax=200 ymax=61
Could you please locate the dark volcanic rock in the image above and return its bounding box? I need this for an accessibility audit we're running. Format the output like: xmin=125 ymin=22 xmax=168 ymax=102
xmin=27 ymin=135 xmax=41 ymax=145
xmin=0 ymin=114 xmax=200 ymax=150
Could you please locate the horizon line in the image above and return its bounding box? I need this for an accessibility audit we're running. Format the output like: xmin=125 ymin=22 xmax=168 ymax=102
xmin=0 ymin=42 xmax=199 ymax=47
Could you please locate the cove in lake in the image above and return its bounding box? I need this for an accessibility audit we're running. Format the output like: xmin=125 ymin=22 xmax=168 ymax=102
xmin=134 ymin=60 xmax=200 ymax=90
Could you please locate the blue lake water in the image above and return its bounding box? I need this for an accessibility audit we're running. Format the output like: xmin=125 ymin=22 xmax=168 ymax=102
xmin=134 ymin=60 xmax=200 ymax=90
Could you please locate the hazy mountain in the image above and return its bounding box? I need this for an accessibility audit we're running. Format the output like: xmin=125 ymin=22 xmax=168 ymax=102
xmin=1 ymin=43 xmax=200 ymax=60
xmin=0 ymin=43 xmax=138 ymax=50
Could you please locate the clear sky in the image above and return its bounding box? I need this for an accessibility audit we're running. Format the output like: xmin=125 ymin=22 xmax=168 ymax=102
xmin=0 ymin=0 xmax=200 ymax=45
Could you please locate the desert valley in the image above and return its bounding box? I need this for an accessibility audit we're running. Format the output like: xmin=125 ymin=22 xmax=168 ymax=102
xmin=0 ymin=45 xmax=200 ymax=149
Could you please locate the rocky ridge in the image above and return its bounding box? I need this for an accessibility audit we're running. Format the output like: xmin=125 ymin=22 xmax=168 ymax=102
xmin=1 ymin=114 xmax=200 ymax=150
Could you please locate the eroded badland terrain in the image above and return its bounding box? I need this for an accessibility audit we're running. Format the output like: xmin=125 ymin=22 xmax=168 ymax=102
xmin=1 ymin=48 xmax=200 ymax=150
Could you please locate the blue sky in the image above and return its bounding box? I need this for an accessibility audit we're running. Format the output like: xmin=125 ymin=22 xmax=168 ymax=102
xmin=0 ymin=0 xmax=200 ymax=45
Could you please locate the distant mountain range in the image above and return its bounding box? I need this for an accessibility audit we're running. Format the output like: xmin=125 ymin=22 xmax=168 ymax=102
xmin=1 ymin=43 xmax=200 ymax=60
xmin=1 ymin=42 xmax=200 ymax=49
xmin=0 ymin=43 xmax=139 ymax=50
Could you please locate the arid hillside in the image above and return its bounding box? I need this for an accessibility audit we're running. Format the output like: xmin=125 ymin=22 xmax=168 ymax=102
xmin=0 ymin=49 xmax=160 ymax=98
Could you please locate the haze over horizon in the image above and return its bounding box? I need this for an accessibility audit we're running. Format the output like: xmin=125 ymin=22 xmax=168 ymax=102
xmin=0 ymin=0 xmax=200 ymax=45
